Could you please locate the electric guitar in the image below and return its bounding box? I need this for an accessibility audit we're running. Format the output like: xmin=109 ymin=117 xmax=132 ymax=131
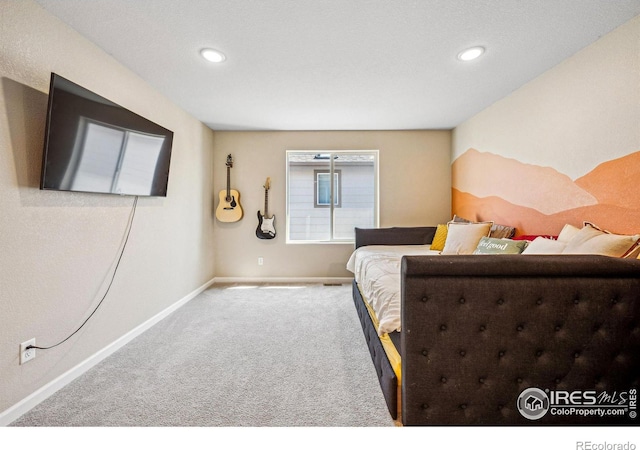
xmin=215 ymin=154 xmax=243 ymax=222
xmin=256 ymin=177 xmax=276 ymax=239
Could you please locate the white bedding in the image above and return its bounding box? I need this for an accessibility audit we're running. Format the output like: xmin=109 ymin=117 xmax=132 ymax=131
xmin=346 ymin=245 xmax=439 ymax=336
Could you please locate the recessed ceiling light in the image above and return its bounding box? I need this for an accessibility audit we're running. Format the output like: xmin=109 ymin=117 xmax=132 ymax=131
xmin=457 ymin=46 xmax=485 ymax=61
xmin=200 ymin=48 xmax=226 ymax=63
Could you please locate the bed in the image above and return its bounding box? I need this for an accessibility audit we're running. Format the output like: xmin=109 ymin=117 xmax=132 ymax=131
xmin=349 ymin=226 xmax=640 ymax=425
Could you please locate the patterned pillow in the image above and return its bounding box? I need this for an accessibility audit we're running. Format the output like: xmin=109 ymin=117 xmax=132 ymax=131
xmin=452 ymin=214 xmax=473 ymax=223
xmin=489 ymin=223 xmax=516 ymax=239
xmin=452 ymin=215 xmax=514 ymax=239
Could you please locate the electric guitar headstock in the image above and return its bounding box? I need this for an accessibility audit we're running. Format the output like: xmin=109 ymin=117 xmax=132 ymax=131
xmin=264 ymin=177 xmax=271 ymax=191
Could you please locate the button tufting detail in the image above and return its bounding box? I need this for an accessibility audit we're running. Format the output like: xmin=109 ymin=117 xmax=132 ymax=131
xmin=459 ymin=350 xmax=466 ymax=357
xmin=516 ymin=377 xmax=523 ymax=384
xmin=421 ymin=403 xmax=429 ymax=410
xmin=459 ymin=297 xmax=466 ymax=304
xmin=478 ymin=377 xmax=485 ymax=384
xmin=440 ymin=324 xmax=447 ymax=331
xmin=422 ymin=349 xmax=428 ymax=357
xmin=536 ymin=350 xmax=544 ymax=357
xmin=479 ymin=325 xmax=486 ymax=332
xmin=517 ymin=325 xmax=524 ymax=332
xmin=460 ymin=404 xmax=467 ymax=410
xmin=497 ymin=298 xmax=504 ymax=305
xmin=441 ymin=377 xmax=447 ymax=383
xmin=498 ymin=351 xmax=505 ymax=358
xmin=421 ymin=296 xmax=428 ymax=303
xmin=536 ymin=298 xmax=543 ymax=306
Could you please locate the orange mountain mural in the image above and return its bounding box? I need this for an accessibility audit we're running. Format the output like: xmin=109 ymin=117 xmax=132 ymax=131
xmin=575 ymin=151 xmax=640 ymax=210
xmin=452 ymin=148 xmax=597 ymax=215
xmin=452 ymin=149 xmax=640 ymax=236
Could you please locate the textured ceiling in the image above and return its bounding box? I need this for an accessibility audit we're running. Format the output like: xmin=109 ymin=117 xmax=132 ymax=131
xmin=35 ymin=0 xmax=640 ymax=131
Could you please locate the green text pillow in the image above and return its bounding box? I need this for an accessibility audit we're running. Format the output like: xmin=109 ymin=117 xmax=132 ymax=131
xmin=473 ymin=237 xmax=528 ymax=255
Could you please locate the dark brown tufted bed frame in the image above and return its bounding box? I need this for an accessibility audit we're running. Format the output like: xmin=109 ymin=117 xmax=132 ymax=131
xmin=352 ymin=226 xmax=640 ymax=425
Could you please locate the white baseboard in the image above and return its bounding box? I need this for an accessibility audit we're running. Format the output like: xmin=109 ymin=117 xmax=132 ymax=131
xmin=0 ymin=277 xmax=216 ymax=427
xmin=212 ymin=276 xmax=354 ymax=285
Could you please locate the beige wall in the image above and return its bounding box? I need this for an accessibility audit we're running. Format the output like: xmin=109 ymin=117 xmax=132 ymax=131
xmin=212 ymin=130 xmax=451 ymax=279
xmin=0 ymin=1 xmax=216 ymax=415
xmin=452 ymin=15 xmax=640 ymax=235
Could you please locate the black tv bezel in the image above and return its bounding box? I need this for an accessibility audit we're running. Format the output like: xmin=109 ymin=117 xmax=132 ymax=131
xmin=40 ymin=73 xmax=174 ymax=198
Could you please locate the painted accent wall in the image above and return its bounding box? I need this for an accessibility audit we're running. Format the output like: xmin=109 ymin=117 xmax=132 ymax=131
xmin=452 ymin=15 xmax=640 ymax=236
xmin=212 ymin=130 xmax=451 ymax=279
xmin=0 ymin=1 xmax=216 ymax=416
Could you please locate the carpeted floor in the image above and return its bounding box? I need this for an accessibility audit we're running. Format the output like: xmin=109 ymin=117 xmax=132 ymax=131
xmin=10 ymin=283 xmax=395 ymax=427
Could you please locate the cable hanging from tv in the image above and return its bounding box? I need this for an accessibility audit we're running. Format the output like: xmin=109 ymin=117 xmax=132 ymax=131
xmin=28 ymin=196 xmax=139 ymax=351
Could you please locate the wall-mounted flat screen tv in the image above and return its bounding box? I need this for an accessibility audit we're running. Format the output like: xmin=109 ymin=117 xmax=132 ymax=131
xmin=40 ymin=73 xmax=174 ymax=197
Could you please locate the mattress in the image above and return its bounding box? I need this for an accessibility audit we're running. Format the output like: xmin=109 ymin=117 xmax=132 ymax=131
xmin=355 ymin=282 xmax=403 ymax=383
xmin=346 ymin=244 xmax=440 ymax=336
xmin=352 ymin=280 xmax=400 ymax=419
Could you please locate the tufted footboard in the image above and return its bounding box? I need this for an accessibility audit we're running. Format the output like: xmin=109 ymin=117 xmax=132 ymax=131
xmin=401 ymin=254 xmax=640 ymax=425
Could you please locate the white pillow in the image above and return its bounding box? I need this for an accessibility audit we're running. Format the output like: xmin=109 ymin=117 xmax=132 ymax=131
xmin=557 ymin=223 xmax=581 ymax=243
xmin=522 ymin=237 xmax=567 ymax=254
xmin=562 ymin=223 xmax=640 ymax=257
xmin=441 ymin=222 xmax=493 ymax=255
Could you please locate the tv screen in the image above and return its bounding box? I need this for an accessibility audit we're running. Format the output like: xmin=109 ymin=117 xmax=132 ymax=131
xmin=40 ymin=73 xmax=173 ymax=197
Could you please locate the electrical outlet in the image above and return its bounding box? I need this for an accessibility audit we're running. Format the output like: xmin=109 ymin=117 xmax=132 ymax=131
xmin=20 ymin=338 xmax=36 ymax=365
xmin=258 ymin=257 xmax=264 ymax=266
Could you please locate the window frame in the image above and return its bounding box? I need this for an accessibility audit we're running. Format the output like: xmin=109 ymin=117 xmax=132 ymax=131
xmin=314 ymin=169 xmax=341 ymax=208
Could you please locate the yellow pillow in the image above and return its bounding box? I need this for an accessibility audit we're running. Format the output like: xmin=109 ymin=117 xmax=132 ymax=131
xmin=430 ymin=224 xmax=448 ymax=251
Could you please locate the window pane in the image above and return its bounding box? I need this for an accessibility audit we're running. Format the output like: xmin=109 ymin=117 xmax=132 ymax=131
xmin=317 ymin=173 xmax=331 ymax=205
xmin=333 ymin=154 xmax=376 ymax=239
xmin=316 ymin=172 xmax=339 ymax=206
xmin=288 ymin=154 xmax=331 ymax=241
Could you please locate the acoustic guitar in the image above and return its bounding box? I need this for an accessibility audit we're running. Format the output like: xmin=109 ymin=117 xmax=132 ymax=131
xmin=256 ymin=177 xmax=276 ymax=239
xmin=215 ymin=154 xmax=243 ymax=222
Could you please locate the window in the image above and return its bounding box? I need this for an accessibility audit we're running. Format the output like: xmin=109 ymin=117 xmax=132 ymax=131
xmin=286 ymin=150 xmax=379 ymax=243
xmin=314 ymin=170 xmax=341 ymax=207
